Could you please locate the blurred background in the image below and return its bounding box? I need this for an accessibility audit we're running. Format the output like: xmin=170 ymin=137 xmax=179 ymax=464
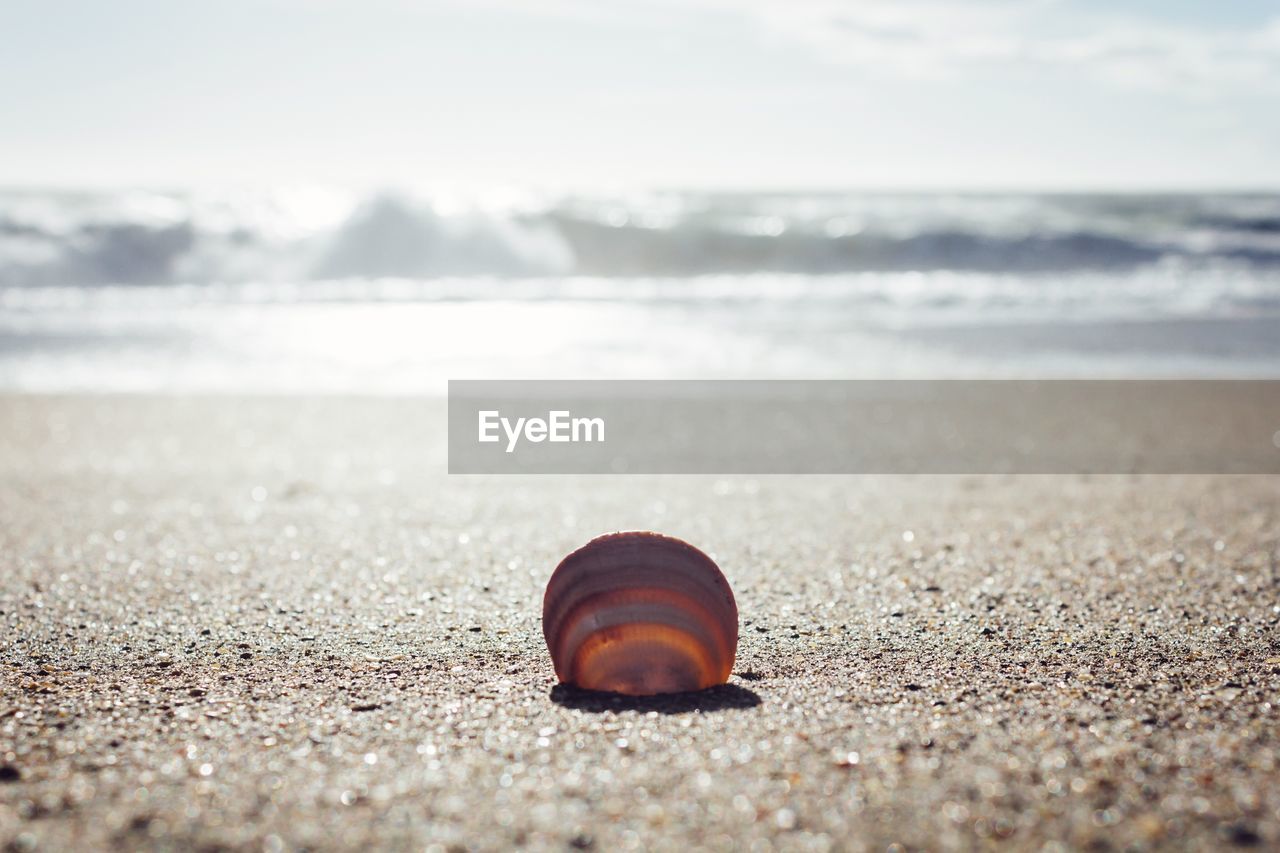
xmin=2 ymin=0 xmax=1279 ymax=390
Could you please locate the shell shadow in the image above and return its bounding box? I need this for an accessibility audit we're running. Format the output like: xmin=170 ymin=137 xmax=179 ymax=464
xmin=550 ymin=682 xmax=762 ymax=714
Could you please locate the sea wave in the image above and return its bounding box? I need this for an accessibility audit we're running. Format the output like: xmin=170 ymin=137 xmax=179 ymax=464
xmin=1 ymin=189 xmax=1279 ymax=285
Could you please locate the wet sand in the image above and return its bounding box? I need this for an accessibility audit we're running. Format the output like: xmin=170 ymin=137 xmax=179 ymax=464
xmin=2 ymin=396 xmax=1279 ymax=851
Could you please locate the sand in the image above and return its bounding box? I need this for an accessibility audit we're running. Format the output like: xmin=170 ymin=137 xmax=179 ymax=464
xmin=2 ymin=395 xmax=1279 ymax=851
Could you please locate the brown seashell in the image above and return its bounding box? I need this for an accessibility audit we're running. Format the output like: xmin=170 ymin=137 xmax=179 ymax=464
xmin=543 ymin=531 xmax=738 ymax=696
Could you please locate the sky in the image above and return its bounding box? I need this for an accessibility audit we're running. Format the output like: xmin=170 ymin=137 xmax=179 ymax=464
xmin=3 ymin=0 xmax=1279 ymax=191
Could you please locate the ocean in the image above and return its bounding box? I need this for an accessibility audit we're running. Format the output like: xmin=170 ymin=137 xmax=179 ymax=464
xmin=2 ymin=188 xmax=1278 ymax=391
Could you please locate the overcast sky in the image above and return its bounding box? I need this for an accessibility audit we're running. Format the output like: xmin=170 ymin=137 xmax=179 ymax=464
xmin=4 ymin=0 xmax=1279 ymax=190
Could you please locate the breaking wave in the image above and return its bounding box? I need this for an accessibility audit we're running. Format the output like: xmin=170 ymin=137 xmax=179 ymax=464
xmin=1 ymin=189 xmax=1279 ymax=285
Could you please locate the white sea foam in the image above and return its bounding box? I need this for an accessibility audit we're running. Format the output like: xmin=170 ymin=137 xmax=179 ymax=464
xmin=1 ymin=189 xmax=1278 ymax=390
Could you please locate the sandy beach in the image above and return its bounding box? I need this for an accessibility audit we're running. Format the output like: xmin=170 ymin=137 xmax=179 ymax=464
xmin=2 ymin=395 xmax=1279 ymax=851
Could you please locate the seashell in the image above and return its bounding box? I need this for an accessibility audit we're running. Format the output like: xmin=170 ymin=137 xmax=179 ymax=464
xmin=543 ymin=531 xmax=738 ymax=696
